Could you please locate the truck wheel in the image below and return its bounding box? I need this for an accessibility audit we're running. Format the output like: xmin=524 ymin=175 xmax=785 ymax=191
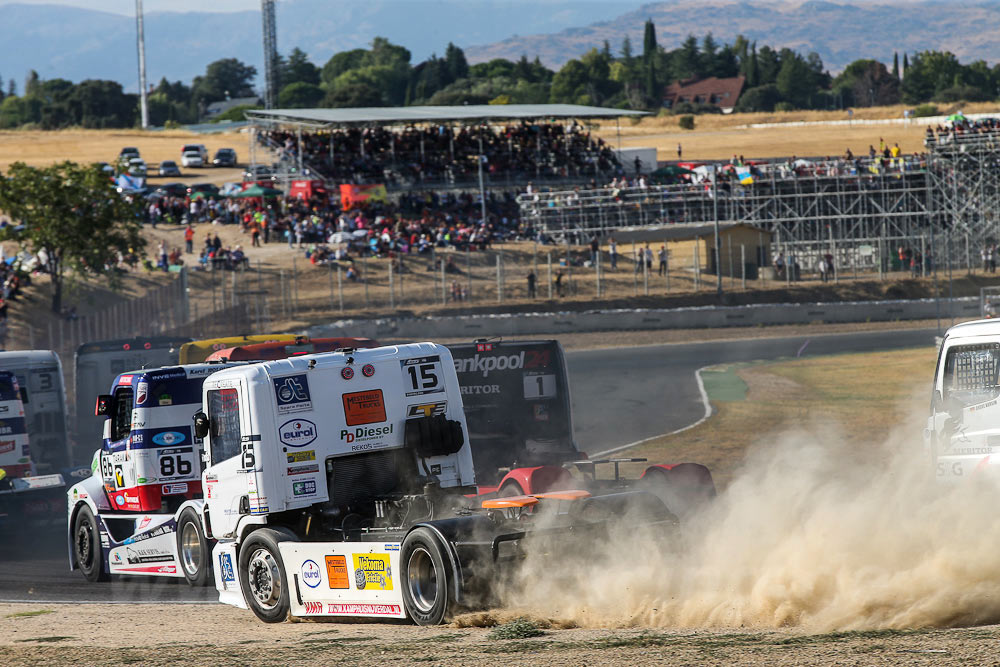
xmin=73 ymin=505 xmax=108 ymax=582
xmin=176 ymin=508 xmax=210 ymax=587
xmin=497 ymin=481 xmax=524 ymax=497
xmin=400 ymin=527 xmax=453 ymax=626
xmin=239 ymin=528 xmax=293 ymax=623
xmin=639 ymin=464 xmax=716 ymax=518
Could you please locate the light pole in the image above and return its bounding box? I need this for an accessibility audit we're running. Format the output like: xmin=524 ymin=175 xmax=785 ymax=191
xmin=712 ymin=163 xmax=722 ymax=295
xmin=477 ymin=133 xmax=487 ymax=225
xmin=135 ymin=0 xmax=148 ymax=129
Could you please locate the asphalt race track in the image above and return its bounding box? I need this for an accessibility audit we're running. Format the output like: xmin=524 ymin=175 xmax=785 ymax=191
xmin=0 ymin=327 xmax=939 ymax=604
xmin=566 ymin=327 xmax=939 ymax=454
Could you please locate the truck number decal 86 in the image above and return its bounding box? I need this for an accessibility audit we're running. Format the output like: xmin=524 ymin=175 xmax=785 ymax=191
xmin=159 ymin=455 xmax=193 ymax=478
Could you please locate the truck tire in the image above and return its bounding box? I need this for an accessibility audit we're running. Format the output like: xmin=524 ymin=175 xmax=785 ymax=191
xmin=497 ymin=481 xmax=525 ymax=497
xmin=239 ymin=528 xmax=293 ymax=623
xmin=73 ymin=505 xmax=109 ymax=582
xmin=639 ymin=464 xmax=716 ymax=518
xmin=176 ymin=508 xmax=210 ymax=587
xmin=400 ymin=527 xmax=454 ymax=626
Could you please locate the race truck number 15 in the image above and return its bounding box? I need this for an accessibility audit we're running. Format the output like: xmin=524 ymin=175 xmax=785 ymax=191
xmin=401 ymin=356 xmax=443 ymax=397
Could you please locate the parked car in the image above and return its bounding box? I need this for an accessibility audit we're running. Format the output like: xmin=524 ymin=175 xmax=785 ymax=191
xmin=242 ymin=164 xmax=274 ymax=181
xmin=212 ymin=148 xmax=237 ymax=167
xmin=127 ymin=158 xmax=147 ymax=177
xmin=187 ymin=183 xmax=220 ymax=197
xmin=181 ymin=151 xmax=204 ymax=168
xmin=157 ymin=160 xmax=181 ymax=177
xmin=155 ymin=182 xmax=188 ymax=197
xmin=119 ymin=147 xmax=140 ymax=160
xmin=96 ymin=162 xmax=115 ymax=176
xmin=181 ymin=143 xmax=209 ymax=161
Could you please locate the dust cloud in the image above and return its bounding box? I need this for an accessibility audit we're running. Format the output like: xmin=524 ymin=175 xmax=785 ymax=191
xmin=501 ymin=408 xmax=1000 ymax=632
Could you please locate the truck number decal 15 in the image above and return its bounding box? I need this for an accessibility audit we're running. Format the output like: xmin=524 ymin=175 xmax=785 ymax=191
xmin=401 ymin=356 xmax=443 ymax=397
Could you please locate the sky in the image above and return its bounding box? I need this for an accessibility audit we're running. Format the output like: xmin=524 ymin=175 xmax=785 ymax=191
xmin=0 ymin=0 xmax=256 ymax=13
xmin=0 ymin=0 xmax=637 ymax=14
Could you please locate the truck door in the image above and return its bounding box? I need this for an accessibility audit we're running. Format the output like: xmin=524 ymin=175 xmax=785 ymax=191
xmin=101 ymin=385 xmax=135 ymax=508
xmin=203 ymin=382 xmax=255 ymax=539
xmin=929 ymin=341 xmax=1000 ymax=480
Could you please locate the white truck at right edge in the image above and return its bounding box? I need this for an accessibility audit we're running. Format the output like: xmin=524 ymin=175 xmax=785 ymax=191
xmin=927 ymin=319 xmax=1000 ymax=481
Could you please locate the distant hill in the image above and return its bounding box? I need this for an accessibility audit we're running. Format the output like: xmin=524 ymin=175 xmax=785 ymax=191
xmin=0 ymin=0 xmax=637 ymax=91
xmin=465 ymin=0 xmax=1000 ymax=72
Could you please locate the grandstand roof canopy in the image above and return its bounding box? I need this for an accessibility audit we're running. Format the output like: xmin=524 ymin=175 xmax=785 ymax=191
xmin=245 ymin=104 xmax=648 ymax=128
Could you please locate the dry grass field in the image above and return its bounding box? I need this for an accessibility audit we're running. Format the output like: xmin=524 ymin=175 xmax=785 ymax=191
xmin=0 ymin=128 xmax=249 ymax=185
xmin=594 ymin=101 xmax=1000 ymax=160
xmin=619 ymin=347 xmax=937 ymax=488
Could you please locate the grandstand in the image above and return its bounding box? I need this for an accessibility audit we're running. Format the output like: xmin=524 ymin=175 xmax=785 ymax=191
xmin=244 ymin=104 xmax=647 ymax=190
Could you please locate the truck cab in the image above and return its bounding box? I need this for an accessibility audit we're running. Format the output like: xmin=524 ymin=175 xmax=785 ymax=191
xmin=0 ymin=371 xmax=32 ymax=479
xmin=927 ymin=319 xmax=1000 ymax=481
xmin=96 ymin=365 xmax=238 ymax=512
xmin=68 ymin=362 xmax=244 ymax=585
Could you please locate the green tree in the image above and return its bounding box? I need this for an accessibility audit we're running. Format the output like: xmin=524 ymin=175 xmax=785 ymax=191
xmin=0 ymin=161 xmax=144 ymax=313
xmin=757 ymin=46 xmax=780 ymax=84
xmin=323 ymin=83 xmax=386 ymax=108
xmin=278 ymin=81 xmax=325 ymax=108
xmin=775 ymin=53 xmax=813 ymax=108
xmin=192 ymin=58 xmax=257 ymax=105
xmin=642 ymin=19 xmax=658 ymax=100
xmin=832 ymin=59 xmax=900 ymax=107
xmin=321 ymin=48 xmax=368 ymax=86
xmin=444 ymin=42 xmax=469 ymax=82
xmin=281 ymin=48 xmax=320 ymax=86
xmin=901 ymin=50 xmax=963 ymax=103
xmin=672 ymin=35 xmax=700 ymax=80
xmin=549 ymin=59 xmax=590 ymax=103
xmin=892 ymin=52 xmax=899 ymax=79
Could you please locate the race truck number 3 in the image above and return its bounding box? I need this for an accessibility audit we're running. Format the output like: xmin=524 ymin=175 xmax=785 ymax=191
xmin=401 ymin=356 xmax=443 ymax=397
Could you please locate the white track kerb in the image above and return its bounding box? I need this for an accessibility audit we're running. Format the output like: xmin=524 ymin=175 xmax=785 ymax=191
xmin=593 ymin=365 xmax=714 ymax=458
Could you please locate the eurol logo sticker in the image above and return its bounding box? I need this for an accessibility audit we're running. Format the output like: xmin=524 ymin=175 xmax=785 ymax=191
xmin=279 ymin=419 xmax=317 ymax=448
xmin=152 ymin=431 xmax=185 ymax=446
xmin=301 ymin=559 xmax=321 ymax=588
xmin=136 ymin=381 xmax=148 ymax=405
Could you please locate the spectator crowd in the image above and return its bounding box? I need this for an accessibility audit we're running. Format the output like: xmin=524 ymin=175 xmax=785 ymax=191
xmin=260 ymin=121 xmax=622 ymax=186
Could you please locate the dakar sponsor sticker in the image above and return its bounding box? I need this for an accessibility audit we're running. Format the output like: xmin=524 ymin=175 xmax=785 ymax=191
xmin=278 ymin=419 xmax=317 ymax=448
xmin=292 ymin=479 xmax=316 ymax=496
xmin=287 ymin=464 xmax=320 ymax=476
xmin=342 ymin=389 xmax=386 ymax=426
xmin=325 ymin=555 xmax=350 ymax=589
xmin=300 ymin=559 xmax=322 ymax=588
xmin=340 ymin=424 xmax=394 ymax=451
xmin=352 ymin=553 xmax=392 ymax=591
xmin=136 ymin=381 xmax=148 ymax=405
xmin=0 ymin=439 xmax=14 ymax=454
xmin=273 ymin=374 xmax=312 ymax=414
xmin=286 ymin=449 xmax=316 ymax=463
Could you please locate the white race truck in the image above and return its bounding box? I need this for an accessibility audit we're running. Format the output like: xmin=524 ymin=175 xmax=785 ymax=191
xmin=198 ymin=343 xmax=678 ymax=624
xmin=67 ymin=362 xmax=244 ymax=585
xmin=926 ymin=319 xmax=1000 ymax=481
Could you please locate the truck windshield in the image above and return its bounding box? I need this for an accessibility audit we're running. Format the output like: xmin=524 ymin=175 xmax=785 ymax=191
xmin=943 ymin=343 xmax=1000 ymax=407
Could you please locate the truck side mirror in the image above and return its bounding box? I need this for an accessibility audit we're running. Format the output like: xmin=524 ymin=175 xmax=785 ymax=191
xmin=193 ymin=411 xmax=210 ymax=439
xmin=95 ymin=394 xmax=112 ymax=416
xmin=19 ymin=387 xmax=29 ymax=405
xmin=932 ymin=389 xmax=943 ymax=410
